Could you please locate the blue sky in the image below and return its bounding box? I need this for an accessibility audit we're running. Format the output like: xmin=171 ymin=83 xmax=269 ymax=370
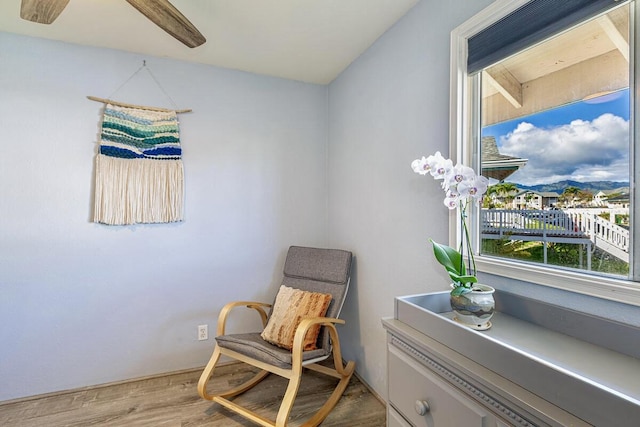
xmin=482 ymin=88 xmax=630 ymax=186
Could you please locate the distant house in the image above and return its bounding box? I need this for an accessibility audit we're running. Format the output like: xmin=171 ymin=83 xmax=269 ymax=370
xmin=593 ymin=191 xmax=608 ymax=206
xmin=512 ymin=190 xmax=560 ymax=210
xmin=591 ymin=189 xmax=629 ymax=208
xmin=606 ymin=191 xmax=630 ymax=209
xmin=481 ymin=137 xmax=528 ymax=182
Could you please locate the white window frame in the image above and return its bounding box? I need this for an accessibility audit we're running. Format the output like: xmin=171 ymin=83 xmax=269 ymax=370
xmin=449 ymin=0 xmax=640 ymax=306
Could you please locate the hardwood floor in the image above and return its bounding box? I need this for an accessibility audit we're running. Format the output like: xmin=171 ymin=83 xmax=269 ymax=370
xmin=0 ymin=362 xmax=386 ymax=426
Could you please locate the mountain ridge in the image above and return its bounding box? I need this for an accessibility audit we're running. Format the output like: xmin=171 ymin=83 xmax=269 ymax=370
xmin=511 ymin=180 xmax=629 ymax=194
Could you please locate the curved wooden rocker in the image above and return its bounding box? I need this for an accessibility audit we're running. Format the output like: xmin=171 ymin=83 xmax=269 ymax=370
xmin=198 ymin=246 xmax=354 ymax=427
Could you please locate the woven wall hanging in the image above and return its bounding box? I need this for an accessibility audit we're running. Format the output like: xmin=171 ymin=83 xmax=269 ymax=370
xmin=93 ymin=103 xmax=184 ymax=225
xmin=89 ymin=61 xmax=190 ymax=226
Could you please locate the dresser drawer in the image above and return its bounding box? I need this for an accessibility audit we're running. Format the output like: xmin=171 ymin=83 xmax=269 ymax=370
xmin=388 ymin=346 xmax=490 ymax=427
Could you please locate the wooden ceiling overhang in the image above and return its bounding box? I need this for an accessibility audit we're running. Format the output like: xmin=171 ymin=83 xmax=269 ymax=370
xmin=481 ymin=4 xmax=629 ymax=127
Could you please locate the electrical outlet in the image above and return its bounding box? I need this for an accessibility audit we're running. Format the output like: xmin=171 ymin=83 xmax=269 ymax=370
xmin=198 ymin=324 xmax=208 ymax=341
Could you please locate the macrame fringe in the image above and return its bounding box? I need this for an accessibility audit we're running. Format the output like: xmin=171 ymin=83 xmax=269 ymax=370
xmin=94 ymin=154 xmax=184 ymax=225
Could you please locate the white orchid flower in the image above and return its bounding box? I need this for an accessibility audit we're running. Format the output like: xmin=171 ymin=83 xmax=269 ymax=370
xmin=413 ymin=151 xmax=487 ymax=205
xmin=411 ymin=151 xmax=456 ymax=180
xmin=426 ymin=152 xmax=452 ymax=179
xmin=443 ymin=191 xmax=459 ymax=210
xmin=441 ymin=164 xmax=465 ymax=195
xmin=459 ymin=175 xmax=489 ymax=200
xmin=446 ymin=164 xmax=475 ymax=186
xmin=411 ymin=156 xmax=430 ymax=175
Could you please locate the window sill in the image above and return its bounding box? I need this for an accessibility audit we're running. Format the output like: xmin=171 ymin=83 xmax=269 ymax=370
xmin=475 ymin=255 xmax=640 ymax=307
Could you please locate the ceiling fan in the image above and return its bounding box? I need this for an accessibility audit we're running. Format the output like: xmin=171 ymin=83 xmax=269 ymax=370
xmin=19 ymin=0 xmax=206 ymax=48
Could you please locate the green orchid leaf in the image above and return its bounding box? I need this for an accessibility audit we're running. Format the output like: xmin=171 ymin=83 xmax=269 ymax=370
xmin=431 ymin=239 xmax=466 ymax=276
xmin=448 ymin=272 xmax=464 ymax=282
xmin=449 ymin=272 xmax=477 ymax=289
xmin=450 ymin=274 xmax=477 ymax=284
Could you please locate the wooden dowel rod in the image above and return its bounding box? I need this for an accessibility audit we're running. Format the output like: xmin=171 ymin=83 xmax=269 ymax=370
xmin=87 ymin=96 xmax=192 ymax=113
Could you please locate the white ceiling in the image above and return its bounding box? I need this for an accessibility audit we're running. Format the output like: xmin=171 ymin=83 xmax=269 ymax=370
xmin=0 ymin=0 xmax=419 ymax=84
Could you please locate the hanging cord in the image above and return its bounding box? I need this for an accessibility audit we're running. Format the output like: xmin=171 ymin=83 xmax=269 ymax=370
xmin=107 ymin=60 xmax=180 ymax=111
xmin=89 ymin=60 xmax=191 ymax=113
xmin=144 ymin=63 xmax=180 ymax=111
xmin=107 ymin=61 xmax=145 ymax=99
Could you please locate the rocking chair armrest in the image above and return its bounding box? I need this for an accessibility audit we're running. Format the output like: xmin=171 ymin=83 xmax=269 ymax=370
xmin=291 ymin=317 xmax=345 ymax=366
xmin=217 ymin=301 xmax=272 ymax=336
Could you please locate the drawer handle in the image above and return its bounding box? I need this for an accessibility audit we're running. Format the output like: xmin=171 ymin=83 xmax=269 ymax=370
xmin=414 ymin=399 xmax=431 ymax=416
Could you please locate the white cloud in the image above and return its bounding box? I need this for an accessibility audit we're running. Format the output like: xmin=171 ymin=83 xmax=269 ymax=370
xmin=498 ymin=113 xmax=629 ymax=185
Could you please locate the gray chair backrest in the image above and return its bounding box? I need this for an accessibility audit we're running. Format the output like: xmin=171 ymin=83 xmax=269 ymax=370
xmin=278 ymin=246 xmax=353 ymax=350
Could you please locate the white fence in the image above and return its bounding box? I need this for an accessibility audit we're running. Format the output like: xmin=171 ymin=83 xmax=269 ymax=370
xmin=481 ymin=208 xmax=629 ymax=263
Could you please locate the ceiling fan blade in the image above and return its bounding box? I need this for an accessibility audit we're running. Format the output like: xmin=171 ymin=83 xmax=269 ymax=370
xmin=124 ymin=0 xmax=206 ymax=48
xmin=20 ymin=0 xmax=70 ymax=24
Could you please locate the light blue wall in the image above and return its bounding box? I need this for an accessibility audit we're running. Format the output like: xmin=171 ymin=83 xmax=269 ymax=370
xmin=0 ymin=33 xmax=329 ymax=401
xmin=1 ymin=0 xmax=502 ymax=404
xmin=327 ymin=0 xmax=493 ymax=398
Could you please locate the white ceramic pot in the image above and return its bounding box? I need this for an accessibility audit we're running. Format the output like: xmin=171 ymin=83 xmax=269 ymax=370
xmin=449 ymin=283 xmax=495 ymax=330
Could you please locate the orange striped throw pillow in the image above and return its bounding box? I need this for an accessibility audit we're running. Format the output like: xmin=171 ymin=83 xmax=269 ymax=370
xmin=261 ymin=285 xmax=332 ymax=351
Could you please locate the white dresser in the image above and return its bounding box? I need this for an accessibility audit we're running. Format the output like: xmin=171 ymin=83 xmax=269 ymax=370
xmin=383 ymin=318 xmax=589 ymax=426
xmin=383 ymin=291 xmax=640 ymax=427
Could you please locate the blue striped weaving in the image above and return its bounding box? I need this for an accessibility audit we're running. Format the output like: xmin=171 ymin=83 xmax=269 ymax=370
xmin=100 ymin=104 xmax=181 ymax=160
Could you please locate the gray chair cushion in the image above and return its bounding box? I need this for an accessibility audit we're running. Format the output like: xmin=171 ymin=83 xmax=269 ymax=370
xmin=216 ymin=333 xmax=330 ymax=368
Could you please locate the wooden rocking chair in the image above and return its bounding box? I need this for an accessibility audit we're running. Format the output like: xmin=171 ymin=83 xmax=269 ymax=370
xmin=197 ymin=246 xmax=355 ymax=427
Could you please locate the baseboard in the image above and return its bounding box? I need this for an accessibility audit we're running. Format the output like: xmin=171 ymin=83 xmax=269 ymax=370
xmin=352 ymin=369 xmax=387 ymax=407
xmin=0 ymin=359 xmax=387 ymax=410
xmin=0 ymin=363 xmax=230 ymax=407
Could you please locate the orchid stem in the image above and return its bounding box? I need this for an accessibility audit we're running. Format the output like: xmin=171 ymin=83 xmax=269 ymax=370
xmin=461 ymin=203 xmax=476 ymax=282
